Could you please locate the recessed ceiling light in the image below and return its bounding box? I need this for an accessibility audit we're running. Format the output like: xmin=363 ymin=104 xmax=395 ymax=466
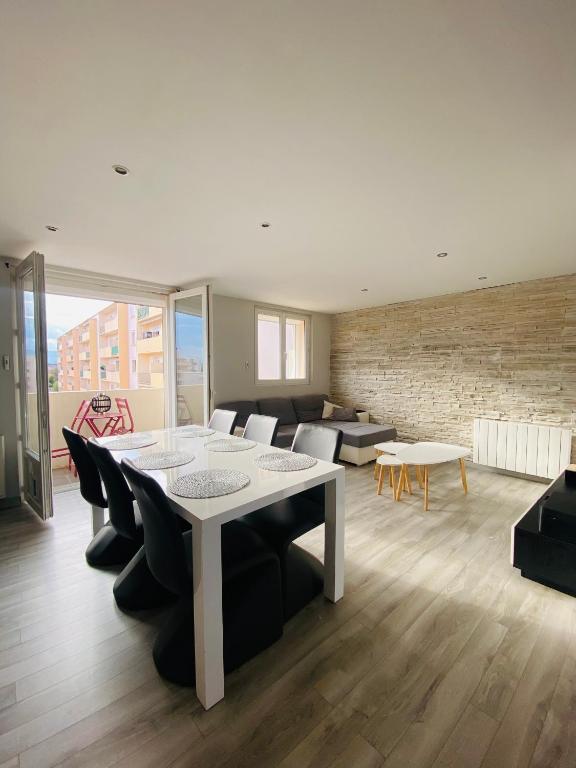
xmin=45 ymin=225 xmax=58 ymax=232
xmin=361 ymin=288 xmax=368 ymax=292
xmin=436 ymin=252 xmax=448 ymax=258
xmin=112 ymin=165 xmax=130 ymax=176
xmin=260 ymin=222 xmax=270 ymax=228
xmin=478 ymin=276 xmax=487 ymax=280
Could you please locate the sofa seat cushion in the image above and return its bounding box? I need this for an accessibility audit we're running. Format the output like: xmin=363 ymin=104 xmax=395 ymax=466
xmin=273 ymin=424 xmax=298 ymax=448
xmin=291 ymin=394 xmax=328 ymax=423
xmin=309 ymin=420 xmax=397 ymax=449
xmin=258 ymin=397 xmax=298 ymax=425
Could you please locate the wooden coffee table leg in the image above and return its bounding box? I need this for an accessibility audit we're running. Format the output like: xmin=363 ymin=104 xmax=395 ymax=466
xmin=405 ymin=466 xmax=413 ymax=495
xmin=423 ymin=466 xmax=429 ymax=511
xmin=374 ymin=450 xmax=382 ymax=480
xmin=377 ymin=464 xmax=385 ymax=495
xmin=415 ymin=466 xmax=424 ymax=489
xmin=459 ymin=458 xmax=468 ymax=494
xmin=390 ymin=466 xmax=397 ymax=500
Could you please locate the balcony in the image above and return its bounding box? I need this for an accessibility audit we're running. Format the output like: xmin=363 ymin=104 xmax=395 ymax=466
xmin=100 ymin=319 xmax=118 ymax=335
xmin=79 ymin=351 xmax=90 ymax=361
xmin=138 ymin=371 xmax=164 ymax=388
xmin=100 ymin=345 xmax=119 ymax=358
xmin=137 ymin=306 xmax=162 ymax=322
xmin=48 ymin=387 xmax=170 ymax=485
xmin=80 ymin=331 xmax=90 ymax=342
xmin=137 ymin=334 xmax=162 ymax=355
xmin=102 ymin=370 xmax=120 ymax=383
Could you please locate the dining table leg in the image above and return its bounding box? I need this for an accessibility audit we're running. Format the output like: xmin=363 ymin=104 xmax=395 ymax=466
xmin=192 ymin=518 xmax=224 ymax=710
xmin=324 ymin=473 xmax=345 ymax=602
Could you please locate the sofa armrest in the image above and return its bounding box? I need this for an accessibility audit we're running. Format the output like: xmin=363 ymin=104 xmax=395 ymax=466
xmin=356 ymin=411 xmax=370 ymax=424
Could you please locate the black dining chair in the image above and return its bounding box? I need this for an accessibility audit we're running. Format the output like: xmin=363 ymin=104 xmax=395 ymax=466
xmin=238 ymin=423 xmax=343 ymax=620
xmin=62 ymin=427 xmax=136 ymax=567
xmin=86 ymin=439 xmax=174 ymax=610
xmin=121 ymin=459 xmax=284 ymax=686
xmin=243 ymin=414 xmax=279 ymax=445
xmin=208 ymin=409 xmax=238 ymax=435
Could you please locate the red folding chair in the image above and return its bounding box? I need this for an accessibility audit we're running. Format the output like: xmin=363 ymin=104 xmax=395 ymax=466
xmin=111 ymin=397 xmax=135 ymax=435
xmin=51 ymin=398 xmax=92 ymax=474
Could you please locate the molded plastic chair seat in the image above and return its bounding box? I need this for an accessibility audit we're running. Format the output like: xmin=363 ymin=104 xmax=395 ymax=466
xmin=243 ymin=414 xmax=279 ymax=445
xmin=208 ymin=408 xmax=238 ymax=435
xmin=62 ymin=427 xmax=139 ymax=567
xmin=87 ymin=439 xmax=175 ymax=611
xmin=239 ymin=423 xmax=343 ymax=620
xmin=122 ymin=459 xmax=284 ymax=686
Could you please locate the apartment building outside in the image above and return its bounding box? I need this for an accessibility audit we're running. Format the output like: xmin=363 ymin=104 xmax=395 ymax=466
xmin=55 ymin=302 xmax=163 ymax=392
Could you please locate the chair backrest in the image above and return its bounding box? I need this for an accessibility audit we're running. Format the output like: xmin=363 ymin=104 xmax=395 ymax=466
xmin=243 ymin=414 xmax=279 ymax=446
xmin=62 ymin=427 xmax=107 ymax=508
xmin=70 ymin=399 xmax=92 ymax=432
xmin=208 ymin=408 xmax=238 ymax=435
xmin=115 ymin=397 xmax=134 ymax=433
xmin=121 ymin=459 xmax=189 ymax=596
xmin=86 ymin=440 xmax=137 ymax=540
xmin=291 ymin=423 xmax=343 ymax=463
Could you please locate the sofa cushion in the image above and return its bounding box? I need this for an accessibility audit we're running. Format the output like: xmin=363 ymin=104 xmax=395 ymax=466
xmin=258 ymin=397 xmax=297 ymax=426
xmin=329 ymin=407 xmax=358 ymax=422
xmin=309 ymin=420 xmax=397 ymax=449
xmin=216 ymin=400 xmax=259 ymax=428
xmin=292 ymin=394 xmax=328 ymax=423
xmin=273 ymin=424 xmax=299 ymax=448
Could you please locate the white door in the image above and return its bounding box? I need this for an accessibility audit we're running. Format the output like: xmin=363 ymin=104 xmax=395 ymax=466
xmin=167 ymin=286 xmax=211 ymax=427
xmin=15 ymin=252 xmax=53 ymax=519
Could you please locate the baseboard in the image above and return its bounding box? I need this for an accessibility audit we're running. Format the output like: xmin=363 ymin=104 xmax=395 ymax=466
xmin=0 ymin=495 xmax=21 ymax=510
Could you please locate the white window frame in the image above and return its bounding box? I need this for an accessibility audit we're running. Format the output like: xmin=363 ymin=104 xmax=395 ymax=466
xmin=254 ymin=306 xmax=311 ymax=385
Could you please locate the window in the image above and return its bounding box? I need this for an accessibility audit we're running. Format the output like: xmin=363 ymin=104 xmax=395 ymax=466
xmin=256 ymin=308 xmax=309 ymax=383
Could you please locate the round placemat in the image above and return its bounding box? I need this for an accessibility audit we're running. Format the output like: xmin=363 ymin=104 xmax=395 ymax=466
xmin=132 ymin=450 xmax=195 ymax=470
xmin=175 ymin=427 xmax=215 ymax=438
xmin=204 ymin=438 xmax=256 ymax=452
xmin=254 ymin=452 xmax=318 ymax=472
xmin=168 ymin=469 xmax=250 ymax=498
xmin=105 ymin=435 xmax=158 ymax=451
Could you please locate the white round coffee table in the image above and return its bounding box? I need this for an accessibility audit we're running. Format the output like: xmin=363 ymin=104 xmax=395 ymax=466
xmin=373 ymin=441 xmax=411 ymax=479
xmin=395 ymin=442 xmax=470 ymax=511
xmin=375 ymin=454 xmax=406 ymax=500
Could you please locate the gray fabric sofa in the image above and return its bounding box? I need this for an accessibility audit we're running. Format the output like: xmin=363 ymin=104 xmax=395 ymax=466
xmin=216 ymin=394 xmax=396 ymax=465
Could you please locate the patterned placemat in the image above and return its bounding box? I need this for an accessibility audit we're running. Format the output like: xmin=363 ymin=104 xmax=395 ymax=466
xmin=168 ymin=469 xmax=250 ymax=498
xmin=105 ymin=435 xmax=158 ymax=451
xmin=204 ymin=438 xmax=256 ymax=452
xmin=175 ymin=427 xmax=216 ymax=438
xmin=254 ymin=452 xmax=318 ymax=472
xmin=133 ymin=450 xmax=195 ymax=470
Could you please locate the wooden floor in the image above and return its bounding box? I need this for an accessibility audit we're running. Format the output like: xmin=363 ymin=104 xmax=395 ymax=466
xmin=1 ymin=461 xmax=574 ymax=768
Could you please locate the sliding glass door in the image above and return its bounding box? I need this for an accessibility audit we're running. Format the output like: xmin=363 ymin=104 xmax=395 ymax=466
xmin=15 ymin=252 xmax=53 ymax=519
xmin=168 ymin=286 xmax=211 ymax=427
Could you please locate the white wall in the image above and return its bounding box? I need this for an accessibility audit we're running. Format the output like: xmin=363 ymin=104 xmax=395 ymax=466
xmin=211 ymin=294 xmax=331 ymax=405
xmin=0 ymin=262 xmax=20 ymax=505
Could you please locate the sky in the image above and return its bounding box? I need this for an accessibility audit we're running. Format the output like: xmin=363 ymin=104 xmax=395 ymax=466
xmin=45 ymin=294 xmax=110 ymax=363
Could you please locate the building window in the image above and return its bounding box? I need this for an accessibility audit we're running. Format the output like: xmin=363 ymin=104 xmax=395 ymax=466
xmin=256 ymin=308 xmax=310 ymax=383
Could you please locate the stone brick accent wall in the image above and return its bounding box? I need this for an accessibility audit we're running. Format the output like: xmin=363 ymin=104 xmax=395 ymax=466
xmin=331 ymin=274 xmax=576 ymax=460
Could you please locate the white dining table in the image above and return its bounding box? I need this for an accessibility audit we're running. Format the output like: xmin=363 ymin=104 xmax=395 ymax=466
xmin=97 ymin=426 xmax=346 ymax=710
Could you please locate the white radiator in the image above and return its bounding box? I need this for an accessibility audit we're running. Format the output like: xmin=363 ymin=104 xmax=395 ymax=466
xmin=473 ymin=418 xmax=572 ymax=479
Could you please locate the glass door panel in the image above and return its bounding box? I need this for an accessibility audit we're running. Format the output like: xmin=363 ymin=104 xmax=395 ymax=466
xmin=169 ymin=287 xmax=210 ymax=427
xmin=16 ymin=252 xmax=53 ymax=519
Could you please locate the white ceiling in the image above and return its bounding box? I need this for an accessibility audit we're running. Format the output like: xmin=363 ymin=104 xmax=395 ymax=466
xmin=1 ymin=0 xmax=575 ymax=313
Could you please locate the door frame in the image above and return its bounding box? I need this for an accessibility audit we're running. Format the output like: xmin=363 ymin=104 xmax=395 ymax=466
xmin=15 ymin=251 xmax=53 ymax=520
xmin=166 ymin=285 xmax=212 ymax=427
